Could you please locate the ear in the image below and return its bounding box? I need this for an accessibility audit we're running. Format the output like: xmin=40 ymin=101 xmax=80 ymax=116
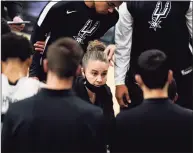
xmin=76 ymin=65 xmax=81 ymax=76
xmin=28 ymin=56 xmax=33 ymax=66
xmin=43 ymin=59 xmax=48 ymax=73
xmin=168 ymin=70 xmax=173 ymax=84
xmin=81 ymin=67 xmax=85 ymax=78
xmin=135 ymin=74 xmax=143 ymax=87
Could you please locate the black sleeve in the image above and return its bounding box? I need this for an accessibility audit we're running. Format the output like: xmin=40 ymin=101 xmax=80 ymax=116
xmin=4 ymin=2 xmax=23 ymax=19
xmin=29 ymin=1 xmax=69 ymax=79
xmin=29 ymin=2 xmax=56 ymax=78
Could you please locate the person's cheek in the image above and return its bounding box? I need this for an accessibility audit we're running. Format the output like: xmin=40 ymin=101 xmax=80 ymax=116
xmin=86 ymin=74 xmax=95 ymax=85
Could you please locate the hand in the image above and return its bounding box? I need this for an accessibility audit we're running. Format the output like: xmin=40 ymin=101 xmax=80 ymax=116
xmin=104 ymin=44 xmax=116 ymax=66
xmin=34 ymin=41 xmax=46 ymax=52
xmin=9 ymin=16 xmax=25 ymax=31
xmin=115 ymin=85 xmax=131 ymax=108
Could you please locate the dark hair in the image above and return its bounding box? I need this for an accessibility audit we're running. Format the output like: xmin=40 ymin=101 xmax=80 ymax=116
xmin=2 ymin=33 xmax=33 ymax=62
xmin=46 ymin=37 xmax=83 ymax=78
xmin=1 ymin=18 xmax=11 ymax=35
xmin=137 ymin=49 xmax=169 ymax=89
xmin=168 ymin=79 xmax=177 ymax=101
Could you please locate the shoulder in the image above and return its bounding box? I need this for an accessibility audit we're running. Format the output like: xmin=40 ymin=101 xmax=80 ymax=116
xmin=104 ymin=85 xmax=113 ymax=96
xmin=2 ymin=74 xmax=8 ymax=87
xmin=72 ymin=95 xmax=103 ymax=118
xmin=6 ymin=96 xmax=36 ymax=121
xmin=173 ymin=104 xmax=193 ymax=117
xmin=72 ymin=76 xmax=86 ymax=94
xmin=46 ymin=1 xmax=74 ymax=12
xmin=116 ymin=104 xmax=144 ymax=122
xmin=73 ymin=76 xmax=85 ymax=88
xmin=16 ymin=78 xmax=42 ymax=99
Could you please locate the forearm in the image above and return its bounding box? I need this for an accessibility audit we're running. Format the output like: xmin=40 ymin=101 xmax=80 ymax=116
xmin=114 ymin=2 xmax=133 ymax=85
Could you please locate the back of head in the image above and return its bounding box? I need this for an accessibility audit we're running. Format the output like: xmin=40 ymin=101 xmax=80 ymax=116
xmin=46 ymin=37 xmax=83 ymax=78
xmin=1 ymin=18 xmax=11 ymax=35
xmin=137 ymin=49 xmax=169 ymax=89
xmin=2 ymin=33 xmax=32 ymax=62
xmin=82 ymin=40 xmax=108 ymax=68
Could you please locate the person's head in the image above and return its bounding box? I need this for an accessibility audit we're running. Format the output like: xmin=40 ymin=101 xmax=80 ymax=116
xmin=1 ymin=33 xmax=33 ymax=74
xmin=43 ymin=37 xmax=83 ymax=79
xmin=168 ymin=79 xmax=178 ymax=102
xmin=82 ymin=40 xmax=109 ymax=87
xmin=85 ymin=1 xmax=122 ymax=14
xmin=1 ymin=18 xmax=11 ymax=35
xmin=135 ymin=49 xmax=173 ymax=94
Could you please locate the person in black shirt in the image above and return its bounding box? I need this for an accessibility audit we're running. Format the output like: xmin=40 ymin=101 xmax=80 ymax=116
xmin=2 ymin=1 xmax=25 ymax=31
xmin=73 ymin=40 xmax=114 ymax=147
xmin=111 ymin=49 xmax=193 ymax=153
xmin=29 ymin=1 xmax=122 ymax=81
xmin=2 ymin=37 xmax=106 ymax=153
xmin=115 ymin=2 xmax=192 ymax=110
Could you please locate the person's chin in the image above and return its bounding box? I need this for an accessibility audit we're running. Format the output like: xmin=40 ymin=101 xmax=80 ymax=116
xmin=97 ymin=11 xmax=108 ymax=14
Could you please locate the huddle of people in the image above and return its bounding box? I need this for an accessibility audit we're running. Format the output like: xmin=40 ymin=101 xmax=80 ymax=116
xmin=1 ymin=1 xmax=193 ymax=153
xmin=2 ymin=32 xmax=193 ymax=153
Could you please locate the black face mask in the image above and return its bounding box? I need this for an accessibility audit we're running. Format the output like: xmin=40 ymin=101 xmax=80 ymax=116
xmin=84 ymin=77 xmax=105 ymax=93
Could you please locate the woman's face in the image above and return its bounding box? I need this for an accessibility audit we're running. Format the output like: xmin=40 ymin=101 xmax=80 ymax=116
xmin=82 ymin=60 xmax=109 ymax=86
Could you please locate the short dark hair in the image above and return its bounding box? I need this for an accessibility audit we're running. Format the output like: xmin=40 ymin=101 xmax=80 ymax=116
xmin=46 ymin=37 xmax=83 ymax=78
xmin=137 ymin=49 xmax=169 ymax=89
xmin=1 ymin=18 xmax=11 ymax=35
xmin=2 ymin=33 xmax=33 ymax=62
xmin=168 ymin=79 xmax=177 ymax=101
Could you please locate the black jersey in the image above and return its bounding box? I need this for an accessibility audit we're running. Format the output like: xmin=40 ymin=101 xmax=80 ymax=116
xmin=29 ymin=1 xmax=119 ymax=81
xmin=127 ymin=1 xmax=192 ymax=76
xmin=115 ymin=2 xmax=192 ymax=85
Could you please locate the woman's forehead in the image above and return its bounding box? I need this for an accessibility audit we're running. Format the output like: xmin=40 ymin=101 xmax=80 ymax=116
xmin=86 ymin=60 xmax=109 ymax=70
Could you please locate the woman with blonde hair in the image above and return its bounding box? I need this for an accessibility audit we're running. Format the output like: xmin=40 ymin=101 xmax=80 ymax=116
xmin=73 ymin=40 xmax=114 ymax=147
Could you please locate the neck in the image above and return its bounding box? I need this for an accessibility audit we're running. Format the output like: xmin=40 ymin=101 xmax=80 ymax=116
xmin=84 ymin=1 xmax=94 ymax=8
xmin=46 ymin=72 xmax=73 ymax=90
xmin=2 ymin=61 xmax=27 ymax=83
xmin=143 ymin=88 xmax=168 ymax=99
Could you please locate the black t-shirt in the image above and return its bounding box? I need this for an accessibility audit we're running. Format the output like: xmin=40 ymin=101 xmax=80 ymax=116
xmin=127 ymin=1 xmax=192 ymax=76
xmin=2 ymin=88 xmax=106 ymax=153
xmin=29 ymin=1 xmax=119 ymax=81
xmin=111 ymin=98 xmax=193 ymax=152
xmin=73 ymin=76 xmax=115 ymax=144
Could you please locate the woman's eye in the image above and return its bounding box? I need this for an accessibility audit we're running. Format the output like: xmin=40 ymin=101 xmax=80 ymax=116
xmin=102 ymin=73 xmax=107 ymax=77
xmin=92 ymin=72 xmax=98 ymax=76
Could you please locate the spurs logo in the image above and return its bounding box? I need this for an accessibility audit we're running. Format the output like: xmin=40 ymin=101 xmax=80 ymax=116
xmin=74 ymin=19 xmax=100 ymax=44
xmin=149 ymin=1 xmax=171 ymax=31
